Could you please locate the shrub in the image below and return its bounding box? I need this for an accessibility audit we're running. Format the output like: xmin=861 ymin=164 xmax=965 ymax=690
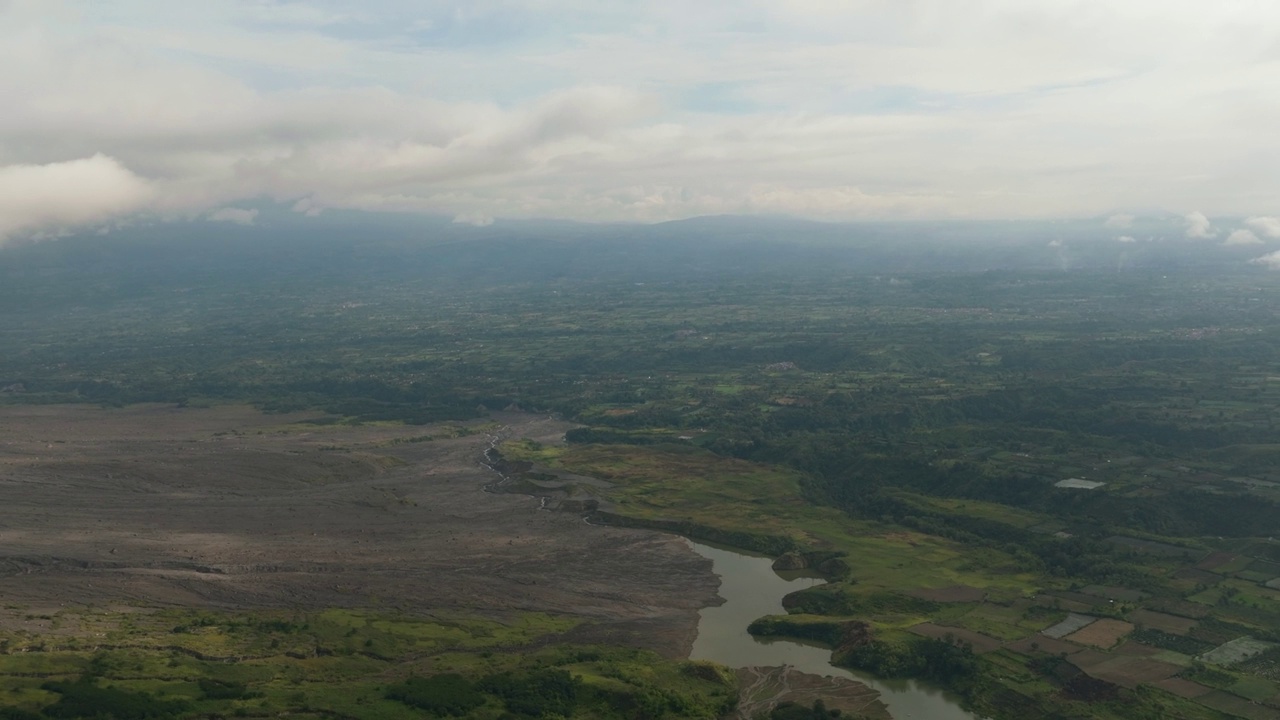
xmin=386 ymin=673 xmax=487 ymax=716
xmin=40 ymin=679 xmax=188 ymax=719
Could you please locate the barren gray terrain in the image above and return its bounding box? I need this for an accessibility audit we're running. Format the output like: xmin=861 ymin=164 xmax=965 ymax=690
xmin=0 ymin=404 xmax=719 ymax=656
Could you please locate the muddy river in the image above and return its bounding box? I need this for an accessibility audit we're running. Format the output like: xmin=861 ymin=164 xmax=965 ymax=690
xmin=688 ymin=540 xmax=979 ymax=720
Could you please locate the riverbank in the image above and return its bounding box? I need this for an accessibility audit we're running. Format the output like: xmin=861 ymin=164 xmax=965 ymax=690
xmin=687 ymin=541 xmax=978 ymax=720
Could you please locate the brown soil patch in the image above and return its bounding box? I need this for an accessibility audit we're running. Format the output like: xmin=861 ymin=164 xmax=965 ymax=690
xmin=1174 ymin=568 xmax=1222 ymax=584
xmin=1005 ymin=635 xmax=1084 ymax=657
xmin=1131 ymin=609 xmax=1197 ymax=635
xmin=1153 ymin=677 xmax=1213 ymax=698
xmin=907 ymin=622 xmax=1003 ymax=653
xmin=1080 ymin=656 xmax=1182 ymax=688
xmin=1067 ymin=649 xmax=1113 ymax=671
xmin=907 ymin=585 xmax=986 ymax=603
xmin=1065 ymin=619 xmax=1134 ymax=649
xmin=1197 ymin=552 xmax=1238 ymax=571
xmin=1145 ymin=598 xmax=1211 ymax=619
xmin=0 ymin=404 xmax=719 ymax=657
xmin=1032 ymin=595 xmax=1094 ymax=614
xmin=1114 ymin=641 xmax=1160 ymax=657
xmin=1199 ymin=690 xmax=1280 ymax=720
xmin=878 ymin=532 xmax=922 ymax=546
xmin=1080 ymin=585 xmax=1148 ymax=602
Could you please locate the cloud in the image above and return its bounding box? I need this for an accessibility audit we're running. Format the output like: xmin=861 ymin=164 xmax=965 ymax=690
xmin=1 ymin=2 xmax=1279 ymax=236
xmin=206 ymin=207 xmax=258 ymax=225
xmin=1246 ymin=216 xmax=1280 ymax=238
xmin=1225 ymin=229 xmax=1262 ymax=246
xmin=1116 ymin=235 xmax=1137 ymax=243
xmin=453 ymin=212 xmax=494 ymax=227
xmin=1047 ymin=239 xmax=1063 ymax=248
xmin=1184 ymin=211 xmax=1216 ymax=239
xmin=292 ymin=198 xmax=324 ymax=217
xmin=0 ymin=155 xmax=153 ymax=243
xmin=1249 ymin=250 xmax=1280 ymax=269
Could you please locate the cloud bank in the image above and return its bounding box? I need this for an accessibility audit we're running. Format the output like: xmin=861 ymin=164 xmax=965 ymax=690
xmin=2 ymin=1 xmax=1279 ymax=240
xmin=0 ymin=155 xmax=152 ymax=240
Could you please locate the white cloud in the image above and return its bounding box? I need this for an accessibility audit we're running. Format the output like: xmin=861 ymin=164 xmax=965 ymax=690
xmin=1116 ymin=235 xmax=1137 ymax=243
xmin=1225 ymin=229 xmax=1262 ymax=246
xmin=1184 ymin=211 xmax=1217 ymax=239
xmin=0 ymin=155 xmax=153 ymax=243
xmin=1047 ymin=239 xmax=1063 ymax=248
xmin=1 ymin=2 xmax=1279 ymax=237
xmin=1249 ymin=250 xmax=1280 ymax=269
xmin=1246 ymin=216 xmax=1280 ymax=238
xmin=452 ymin=212 xmax=494 ymax=227
xmin=207 ymin=207 xmax=258 ymax=225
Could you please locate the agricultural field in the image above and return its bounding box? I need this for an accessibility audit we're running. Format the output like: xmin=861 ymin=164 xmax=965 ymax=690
xmin=494 ymin=436 xmax=1280 ymax=718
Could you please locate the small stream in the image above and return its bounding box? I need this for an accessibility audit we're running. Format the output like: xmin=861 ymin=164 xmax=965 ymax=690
xmin=687 ymin=540 xmax=979 ymax=720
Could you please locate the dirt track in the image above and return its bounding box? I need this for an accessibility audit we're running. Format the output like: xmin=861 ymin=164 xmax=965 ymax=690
xmin=0 ymin=404 xmax=719 ymax=656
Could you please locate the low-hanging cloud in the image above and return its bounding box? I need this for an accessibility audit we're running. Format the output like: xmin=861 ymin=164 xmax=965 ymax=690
xmin=1104 ymin=214 xmax=1134 ymax=229
xmin=1249 ymin=250 xmax=1280 ymax=269
xmin=1116 ymin=235 xmax=1137 ymax=243
xmin=1225 ymin=229 xmax=1262 ymax=246
xmin=1184 ymin=211 xmax=1216 ymax=239
xmin=1246 ymin=216 xmax=1280 ymax=238
xmin=0 ymin=155 xmax=153 ymax=243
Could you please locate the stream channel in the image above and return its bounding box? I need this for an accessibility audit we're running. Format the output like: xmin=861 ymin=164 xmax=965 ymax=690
xmin=687 ymin=540 xmax=979 ymax=720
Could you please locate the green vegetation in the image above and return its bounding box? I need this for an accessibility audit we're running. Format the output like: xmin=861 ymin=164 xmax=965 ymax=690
xmin=0 ymin=608 xmax=736 ymax=719
xmin=770 ymin=699 xmax=848 ymax=719
xmin=5 ymin=238 xmax=1280 ymax=720
xmin=1131 ymin=629 xmax=1213 ymax=656
xmin=40 ymin=679 xmax=189 ymax=719
xmin=841 ymin=637 xmax=983 ymax=697
xmin=476 ymin=668 xmax=581 ymax=717
xmin=385 ymin=674 xmax=487 ymax=715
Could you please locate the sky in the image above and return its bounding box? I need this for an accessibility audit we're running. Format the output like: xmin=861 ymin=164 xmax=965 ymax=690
xmin=2 ymin=0 xmax=1279 ymax=241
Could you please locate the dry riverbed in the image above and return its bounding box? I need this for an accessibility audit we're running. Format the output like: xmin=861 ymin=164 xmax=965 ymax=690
xmin=0 ymin=404 xmax=718 ymax=657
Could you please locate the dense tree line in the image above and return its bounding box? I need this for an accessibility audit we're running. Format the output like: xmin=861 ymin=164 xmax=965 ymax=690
xmin=839 ymin=637 xmax=985 ymax=700
xmin=38 ymin=679 xmax=188 ymax=720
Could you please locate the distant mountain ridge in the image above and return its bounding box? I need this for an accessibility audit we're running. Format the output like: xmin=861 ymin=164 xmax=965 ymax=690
xmin=1 ymin=211 xmax=1272 ymax=299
